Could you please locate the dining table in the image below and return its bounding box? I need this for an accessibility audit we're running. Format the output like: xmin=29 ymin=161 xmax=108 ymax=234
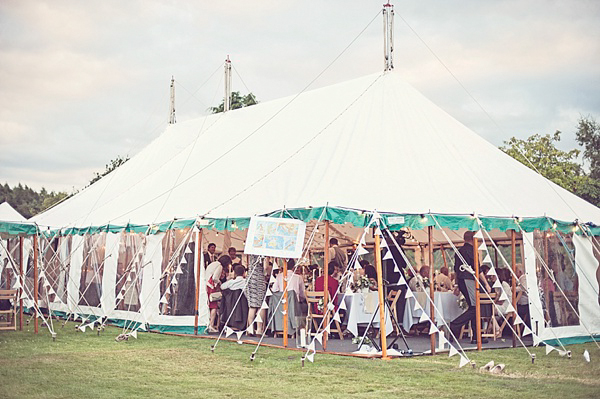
xmin=342 ymin=291 xmax=393 ymax=337
xmin=402 ymin=291 xmax=463 ymax=330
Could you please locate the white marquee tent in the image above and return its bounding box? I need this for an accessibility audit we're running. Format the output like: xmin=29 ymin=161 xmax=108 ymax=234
xmin=1 ymin=69 xmax=599 ymax=345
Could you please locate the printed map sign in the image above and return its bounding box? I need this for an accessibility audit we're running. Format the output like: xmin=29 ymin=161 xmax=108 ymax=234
xmin=244 ymin=216 xmax=306 ymax=259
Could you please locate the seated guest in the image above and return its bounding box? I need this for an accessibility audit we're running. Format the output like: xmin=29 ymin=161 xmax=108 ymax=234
xmin=228 ymin=247 xmax=241 ymax=265
xmin=272 ymin=259 xmax=306 ymax=302
xmin=360 ymin=260 xmax=377 ymax=281
xmin=435 ymin=266 xmax=453 ymax=292
xmin=221 ymin=264 xmax=247 ymax=291
xmin=314 ymin=261 xmax=340 ymax=313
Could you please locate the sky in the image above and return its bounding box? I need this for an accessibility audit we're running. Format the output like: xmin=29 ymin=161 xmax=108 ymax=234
xmin=1 ymin=0 xmax=599 ymax=193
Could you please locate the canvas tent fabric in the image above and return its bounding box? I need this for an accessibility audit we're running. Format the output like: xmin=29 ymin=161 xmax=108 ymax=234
xmin=30 ymin=71 xmax=600 ymax=230
xmin=2 ymin=70 xmax=599 ymax=342
xmin=0 ymin=202 xmax=26 ymax=223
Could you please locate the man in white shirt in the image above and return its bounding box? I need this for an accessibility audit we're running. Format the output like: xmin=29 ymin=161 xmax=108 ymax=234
xmin=221 ymin=264 xmax=247 ymax=292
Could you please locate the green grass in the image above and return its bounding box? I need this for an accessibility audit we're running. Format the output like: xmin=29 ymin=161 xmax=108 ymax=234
xmin=1 ymin=323 xmax=599 ymax=399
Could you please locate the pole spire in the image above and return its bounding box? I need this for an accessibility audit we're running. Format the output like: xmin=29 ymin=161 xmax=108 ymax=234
xmin=383 ymin=3 xmax=394 ymax=71
xmin=168 ymin=75 xmax=176 ymax=124
xmin=224 ymin=56 xmax=232 ymax=112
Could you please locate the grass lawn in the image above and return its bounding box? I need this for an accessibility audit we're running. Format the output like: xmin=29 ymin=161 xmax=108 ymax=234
xmin=1 ymin=322 xmax=599 ymax=399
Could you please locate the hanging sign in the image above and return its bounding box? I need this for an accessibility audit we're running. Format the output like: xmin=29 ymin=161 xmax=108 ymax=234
xmin=244 ymin=216 xmax=306 ymax=259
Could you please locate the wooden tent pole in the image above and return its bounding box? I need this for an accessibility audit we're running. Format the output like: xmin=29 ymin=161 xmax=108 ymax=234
xmin=374 ymin=231 xmax=389 ymax=359
xmin=428 ymin=226 xmax=435 ymax=355
xmin=473 ymin=235 xmax=481 ymax=350
xmin=511 ymin=229 xmax=517 ymax=348
xmin=33 ymin=234 xmax=39 ymax=334
xmin=19 ymin=236 xmax=24 ymax=331
xmin=323 ymin=220 xmax=330 ymax=351
xmin=282 ymin=258 xmax=288 ymax=348
xmin=194 ymin=228 xmax=203 ymax=335
xmin=440 ymin=244 xmax=448 ymax=269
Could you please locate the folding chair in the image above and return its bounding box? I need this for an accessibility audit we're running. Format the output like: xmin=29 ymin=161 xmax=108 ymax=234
xmin=0 ymin=290 xmax=18 ymax=331
xmin=305 ymin=291 xmax=343 ymax=340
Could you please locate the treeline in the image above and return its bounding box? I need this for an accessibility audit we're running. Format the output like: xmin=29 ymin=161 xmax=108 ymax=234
xmin=500 ymin=116 xmax=600 ymax=207
xmin=0 ymin=184 xmax=68 ymax=219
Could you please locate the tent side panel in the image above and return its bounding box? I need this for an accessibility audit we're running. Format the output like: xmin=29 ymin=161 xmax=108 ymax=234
xmin=141 ymin=233 xmax=164 ymax=323
xmin=68 ymin=235 xmax=85 ymax=313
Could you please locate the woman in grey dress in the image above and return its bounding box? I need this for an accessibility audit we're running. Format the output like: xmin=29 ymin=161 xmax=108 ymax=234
xmin=245 ymin=255 xmax=266 ymax=334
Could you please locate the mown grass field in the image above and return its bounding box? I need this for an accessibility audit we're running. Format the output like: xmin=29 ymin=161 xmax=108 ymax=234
xmin=0 ymin=322 xmax=599 ymax=398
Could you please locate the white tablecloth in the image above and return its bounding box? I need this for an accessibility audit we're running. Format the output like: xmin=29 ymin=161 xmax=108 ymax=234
xmin=342 ymin=292 xmax=393 ymax=337
xmin=403 ymin=291 xmax=462 ymax=330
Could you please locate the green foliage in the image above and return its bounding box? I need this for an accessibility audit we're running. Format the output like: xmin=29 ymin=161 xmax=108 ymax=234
xmin=88 ymin=155 xmax=130 ymax=186
xmin=500 ymin=129 xmax=600 ymax=206
xmin=500 ymin=131 xmax=583 ymax=193
xmin=0 ymin=183 xmax=67 ymax=219
xmin=576 ymin=116 xmax=600 ymax=180
xmin=209 ymin=91 xmax=258 ymax=114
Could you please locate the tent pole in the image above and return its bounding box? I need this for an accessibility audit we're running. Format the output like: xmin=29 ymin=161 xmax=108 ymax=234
xmin=440 ymin=244 xmax=448 ymax=269
xmin=428 ymin=226 xmax=435 ymax=355
xmin=19 ymin=236 xmax=24 ymax=331
xmin=323 ymin=220 xmax=330 ymax=351
xmin=511 ymin=229 xmax=517 ymax=348
xmin=473 ymin=235 xmax=481 ymax=350
xmin=374 ymin=231 xmax=389 ymax=359
xmin=34 ymin=234 xmax=39 ymax=334
xmin=194 ymin=228 xmax=203 ymax=335
xmin=282 ymin=258 xmax=288 ymax=348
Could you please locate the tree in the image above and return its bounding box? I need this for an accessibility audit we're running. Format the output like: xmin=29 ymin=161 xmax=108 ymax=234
xmin=576 ymin=116 xmax=600 ymax=180
xmin=88 ymin=155 xmax=130 ymax=186
xmin=500 ymin=129 xmax=600 ymax=207
xmin=500 ymin=131 xmax=584 ymax=193
xmin=209 ymin=91 xmax=258 ymax=114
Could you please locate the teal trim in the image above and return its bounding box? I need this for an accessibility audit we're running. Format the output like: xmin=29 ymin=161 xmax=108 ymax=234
xmin=545 ymin=335 xmax=600 ymax=346
xmin=147 ymin=324 xmax=206 ymax=335
xmin=4 ymin=206 xmax=599 ymax=237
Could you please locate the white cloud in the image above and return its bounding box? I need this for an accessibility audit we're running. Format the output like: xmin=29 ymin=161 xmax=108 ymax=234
xmin=1 ymin=0 xmax=599 ymax=191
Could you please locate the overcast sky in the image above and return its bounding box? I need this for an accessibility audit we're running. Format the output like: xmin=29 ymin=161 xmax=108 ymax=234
xmin=1 ymin=0 xmax=599 ymax=193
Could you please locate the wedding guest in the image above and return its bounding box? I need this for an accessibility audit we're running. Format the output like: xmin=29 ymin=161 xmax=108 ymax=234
xmin=246 ymin=256 xmax=267 ymax=335
xmin=449 ymin=231 xmax=489 ymax=344
xmin=204 ymin=243 xmax=218 ymax=268
xmin=435 ymin=266 xmax=453 ymax=292
xmin=272 ymin=259 xmax=306 ymax=302
xmin=206 ymin=255 xmax=232 ymax=333
xmin=228 ymin=247 xmax=241 ymax=265
xmin=328 ymin=238 xmax=348 ymax=271
xmin=314 ymin=261 xmax=339 ymax=313
xmin=221 ymin=264 xmax=246 ymax=291
xmin=515 ymin=265 xmax=530 ymax=328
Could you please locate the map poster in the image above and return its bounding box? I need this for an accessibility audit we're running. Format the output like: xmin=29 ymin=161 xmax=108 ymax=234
xmin=244 ymin=216 xmax=306 ymax=259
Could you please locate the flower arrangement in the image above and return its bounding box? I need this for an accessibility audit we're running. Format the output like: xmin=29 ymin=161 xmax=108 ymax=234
xmin=422 ymin=277 xmax=430 ymax=289
xmin=458 ymin=294 xmax=468 ymax=310
xmin=351 ymin=275 xmax=372 ymax=293
xmin=317 ymin=298 xmax=324 ymax=312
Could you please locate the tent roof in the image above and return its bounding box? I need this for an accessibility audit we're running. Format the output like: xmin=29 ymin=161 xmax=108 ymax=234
xmin=32 ymin=70 xmax=600 ymax=229
xmin=0 ymin=202 xmax=27 ymax=223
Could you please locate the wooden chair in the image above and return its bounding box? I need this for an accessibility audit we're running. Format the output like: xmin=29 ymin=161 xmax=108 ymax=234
xmin=386 ymin=289 xmax=403 ymax=335
xmin=0 ymin=290 xmax=18 ymax=331
xmin=305 ymin=291 xmax=344 ymax=340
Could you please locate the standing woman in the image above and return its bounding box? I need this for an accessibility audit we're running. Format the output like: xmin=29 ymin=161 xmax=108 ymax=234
xmin=245 ymin=254 xmax=266 ymax=335
xmin=206 ymin=255 xmax=232 ymax=333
